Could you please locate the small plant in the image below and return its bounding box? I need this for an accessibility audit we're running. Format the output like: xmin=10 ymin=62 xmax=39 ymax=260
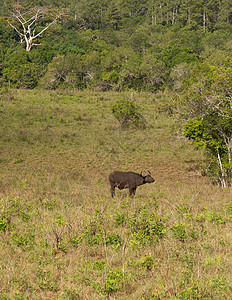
xmin=11 ymin=230 xmax=35 ymax=248
xmin=63 ymin=288 xmax=81 ymax=299
xmin=207 ymin=212 xmax=226 ymax=224
xmin=111 ymin=97 xmax=146 ymax=129
xmin=0 ymin=197 xmax=21 ymax=232
xmin=129 ymin=209 xmax=166 ymax=245
xmin=115 ymin=212 xmax=126 ymax=227
xmin=226 ymin=203 xmax=232 ymax=220
xmin=92 ymin=260 xmax=106 ymax=271
xmin=226 ymin=203 xmax=232 ymax=214
xmin=14 ymin=158 xmax=24 ymax=164
xmin=102 ymin=268 xmax=124 ymax=294
xmin=0 ymin=87 xmax=14 ymax=101
xmin=36 ymin=268 xmax=58 ymax=291
xmin=106 ymin=232 xmax=122 ymax=248
xmin=171 ymin=222 xmax=187 ymax=242
xmin=84 ymin=221 xmax=104 ymax=245
xmin=136 ymin=255 xmax=157 ymax=270
xmin=50 ymin=223 xmax=68 ymax=254
xmin=177 ymin=281 xmax=202 ymax=299
xmin=40 ymin=197 xmax=58 ymax=210
xmin=209 ymin=277 xmax=230 ymax=295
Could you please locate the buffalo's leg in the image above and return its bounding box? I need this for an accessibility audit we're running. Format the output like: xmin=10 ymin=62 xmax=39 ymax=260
xmin=129 ymin=187 xmax=136 ymax=197
xmin=110 ymin=184 xmax=116 ymax=197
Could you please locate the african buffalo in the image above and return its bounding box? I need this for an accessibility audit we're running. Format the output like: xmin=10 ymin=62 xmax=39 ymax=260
xmin=109 ymin=170 xmax=155 ymax=197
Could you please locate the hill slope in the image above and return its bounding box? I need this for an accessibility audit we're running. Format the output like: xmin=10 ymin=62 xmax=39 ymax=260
xmin=0 ymin=90 xmax=231 ymax=299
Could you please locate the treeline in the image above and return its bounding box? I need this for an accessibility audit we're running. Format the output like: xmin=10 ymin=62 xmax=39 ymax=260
xmin=1 ymin=0 xmax=231 ymax=30
xmin=0 ymin=0 xmax=231 ymax=91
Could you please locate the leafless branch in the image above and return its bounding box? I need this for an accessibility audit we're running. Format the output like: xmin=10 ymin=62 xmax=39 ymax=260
xmin=7 ymin=7 xmax=65 ymax=51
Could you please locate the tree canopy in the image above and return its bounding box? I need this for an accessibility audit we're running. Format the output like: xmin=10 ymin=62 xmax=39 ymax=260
xmin=0 ymin=0 xmax=231 ymax=90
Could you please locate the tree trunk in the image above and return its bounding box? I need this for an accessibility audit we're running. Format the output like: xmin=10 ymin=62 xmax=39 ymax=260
xmin=217 ymin=149 xmax=227 ymax=187
xmin=203 ymin=7 xmax=206 ymax=33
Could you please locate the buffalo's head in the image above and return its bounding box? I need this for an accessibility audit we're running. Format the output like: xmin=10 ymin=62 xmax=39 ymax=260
xmin=141 ymin=171 xmax=155 ymax=183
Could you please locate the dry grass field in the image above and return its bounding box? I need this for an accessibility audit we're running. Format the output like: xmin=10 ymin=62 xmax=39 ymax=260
xmin=0 ymin=89 xmax=231 ymax=299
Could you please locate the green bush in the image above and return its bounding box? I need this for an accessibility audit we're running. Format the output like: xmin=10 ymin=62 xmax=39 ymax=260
xmin=92 ymin=260 xmax=105 ymax=271
xmin=0 ymin=197 xmax=21 ymax=232
xmin=2 ymin=48 xmax=42 ymax=88
xmin=129 ymin=209 xmax=166 ymax=245
xmin=111 ymin=98 xmax=146 ymax=129
xmin=84 ymin=221 xmax=104 ymax=245
xmin=115 ymin=212 xmax=126 ymax=227
xmin=171 ymin=222 xmax=187 ymax=242
xmin=0 ymin=87 xmax=16 ymax=101
xmin=106 ymin=232 xmax=122 ymax=247
xmin=136 ymin=255 xmax=157 ymax=270
xmin=102 ymin=268 xmax=124 ymax=294
xmin=177 ymin=281 xmax=202 ymax=299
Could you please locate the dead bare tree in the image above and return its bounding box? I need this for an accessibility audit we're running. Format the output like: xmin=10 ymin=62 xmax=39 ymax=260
xmin=7 ymin=5 xmax=65 ymax=52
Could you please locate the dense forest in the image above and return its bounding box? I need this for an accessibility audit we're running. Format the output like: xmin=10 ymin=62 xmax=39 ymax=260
xmin=0 ymin=0 xmax=231 ymax=91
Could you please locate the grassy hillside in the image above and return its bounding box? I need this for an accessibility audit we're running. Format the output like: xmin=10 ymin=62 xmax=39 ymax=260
xmin=0 ymin=90 xmax=231 ymax=299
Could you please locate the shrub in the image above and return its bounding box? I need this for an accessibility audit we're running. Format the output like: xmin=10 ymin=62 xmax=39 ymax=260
xmin=136 ymin=255 xmax=157 ymax=270
xmin=11 ymin=230 xmax=35 ymax=248
xmin=0 ymin=196 xmax=21 ymax=232
xmin=171 ymin=222 xmax=187 ymax=242
xmin=106 ymin=233 xmax=122 ymax=247
xmin=84 ymin=221 xmax=104 ymax=245
xmin=0 ymin=87 xmax=16 ymax=101
xmin=177 ymin=281 xmax=202 ymax=299
xmin=129 ymin=209 xmax=166 ymax=245
xmin=102 ymin=268 xmax=124 ymax=294
xmin=111 ymin=97 xmax=146 ymax=129
xmin=92 ymin=260 xmax=105 ymax=271
xmin=115 ymin=212 xmax=126 ymax=227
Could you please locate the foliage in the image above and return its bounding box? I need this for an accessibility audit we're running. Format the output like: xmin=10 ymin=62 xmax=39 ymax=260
xmin=129 ymin=208 xmax=166 ymax=245
xmin=0 ymin=0 xmax=231 ymax=90
xmin=29 ymin=44 xmax=54 ymax=66
xmin=181 ymin=55 xmax=232 ymax=186
xmin=161 ymin=45 xmax=200 ymax=68
xmin=39 ymin=54 xmax=86 ymax=89
xmin=136 ymin=255 xmax=157 ymax=270
xmin=2 ymin=47 xmax=44 ymax=88
xmin=177 ymin=281 xmax=202 ymax=299
xmin=0 ymin=197 xmax=23 ymax=232
xmin=0 ymin=86 xmax=15 ymax=101
xmin=111 ymin=97 xmax=146 ymax=129
xmin=171 ymin=222 xmax=187 ymax=242
xmin=102 ymin=268 xmax=124 ymax=294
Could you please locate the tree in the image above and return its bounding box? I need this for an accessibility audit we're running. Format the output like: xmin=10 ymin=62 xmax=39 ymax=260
xmin=180 ymin=54 xmax=232 ymax=186
xmin=216 ymin=0 xmax=232 ymax=28
xmin=119 ymin=50 xmax=141 ymax=90
xmin=39 ymin=54 xmax=86 ymax=89
xmin=6 ymin=4 xmax=65 ymax=52
xmin=2 ymin=47 xmax=41 ymax=88
xmin=140 ymin=53 xmax=167 ymax=91
xmin=75 ymin=0 xmax=109 ymax=30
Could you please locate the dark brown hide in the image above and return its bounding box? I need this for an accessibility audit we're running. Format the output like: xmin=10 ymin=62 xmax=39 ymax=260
xmin=109 ymin=171 xmax=155 ymax=197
